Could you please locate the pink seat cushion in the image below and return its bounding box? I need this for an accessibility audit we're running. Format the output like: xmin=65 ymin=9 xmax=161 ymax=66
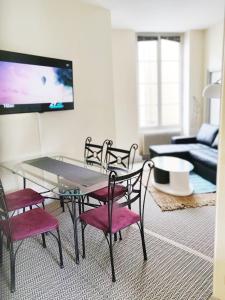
xmin=80 ymin=204 xmax=140 ymax=233
xmin=0 ymin=208 xmax=58 ymax=242
xmin=89 ymin=185 xmax=127 ymax=202
xmin=6 ymin=188 xmax=44 ymax=211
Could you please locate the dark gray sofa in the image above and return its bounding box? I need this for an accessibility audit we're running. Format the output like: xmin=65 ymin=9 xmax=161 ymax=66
xmin=149 ymin=123 xmax=219 ymax=184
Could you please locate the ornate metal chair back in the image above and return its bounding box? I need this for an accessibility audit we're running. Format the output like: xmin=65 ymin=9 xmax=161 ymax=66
xmin=107 ymin=160 xmax=154 ymax=227
xmin=106 ymin=143 xmax=138 ymax=171
xmin=84 ymin=137 xmax=113 ymax=166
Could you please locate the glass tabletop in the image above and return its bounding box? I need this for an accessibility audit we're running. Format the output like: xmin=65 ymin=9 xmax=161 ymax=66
xmin=0 ymin=154 xmax=132 ymax=196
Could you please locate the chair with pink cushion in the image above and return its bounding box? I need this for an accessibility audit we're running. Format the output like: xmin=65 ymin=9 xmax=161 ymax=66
xmin=84 ymin=137 xmax=114 ymax=206
xmin=5 ymin=188 xmax=45 ymax=212
xmin=58 ymin=137 xmax=113 ymax=214
xmin=88 ymin=143 xmax=139 ymax=245
xmin=88 ymin=143 xmax=138 ymax=205
xmin=78 ymin=160 xmax=154 ymax=282
xmin=0 ymin=180 xmax=63 ymax=293
xmin=3 ymin=186 xmax=46 ymax=252
xmin=83 ymin=137 xmax=113 ymax=205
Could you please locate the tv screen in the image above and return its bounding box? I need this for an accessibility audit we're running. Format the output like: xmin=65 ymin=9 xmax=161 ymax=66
xmin=0 ymin=50 xmax=74 ymax=114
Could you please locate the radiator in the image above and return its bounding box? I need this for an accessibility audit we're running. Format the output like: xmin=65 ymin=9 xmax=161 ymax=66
xmin=140 ymin=130 xmax=181 ymax=157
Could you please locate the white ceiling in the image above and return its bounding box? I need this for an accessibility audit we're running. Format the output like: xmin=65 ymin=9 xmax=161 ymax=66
xmin=82 ymin=0 xmax=224 ymax=32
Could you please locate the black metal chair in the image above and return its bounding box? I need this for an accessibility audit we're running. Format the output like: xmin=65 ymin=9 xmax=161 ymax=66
xmin=89 ymin=143 xmax=138 ymax=203
xmin=0 ymin=179 xmax=64 ymax=293
xmin=88 ymin=143 xmax=139 ymax=241
xmin=82 ymin=137 xmax=112 ymax=207
xmin=59 ymin=137 xmax=113 ymax=213
xmin=78 ymin=160 xmax=154 ymax=282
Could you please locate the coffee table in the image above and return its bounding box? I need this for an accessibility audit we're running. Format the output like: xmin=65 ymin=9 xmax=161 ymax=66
xmin=152 ymin=156 xmax=194 ymax=196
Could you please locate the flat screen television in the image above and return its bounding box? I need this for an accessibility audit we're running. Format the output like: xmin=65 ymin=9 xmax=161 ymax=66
xmin=0 ymin=50 xmax=74 ymax=114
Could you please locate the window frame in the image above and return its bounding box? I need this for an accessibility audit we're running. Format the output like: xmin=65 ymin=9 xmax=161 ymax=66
xmin=137 ymin=32 xmax=184 ymax=132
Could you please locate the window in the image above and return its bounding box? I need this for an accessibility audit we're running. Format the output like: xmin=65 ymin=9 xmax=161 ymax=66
xmin=137 ymin=34 xmax=182 ymax=129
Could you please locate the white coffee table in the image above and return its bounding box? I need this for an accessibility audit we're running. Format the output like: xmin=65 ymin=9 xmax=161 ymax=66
xmin=152 ymin=156 xmax=194 ymax=196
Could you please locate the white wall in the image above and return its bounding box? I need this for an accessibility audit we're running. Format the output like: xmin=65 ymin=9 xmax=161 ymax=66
xmin=182 ymin=32 xmax=190 ymax=135
xmin=205 ymin=22 xmax=224 ymax=72
xmin=203 ymin=21 xmax=225 ymax=300
xmin=0 ymin=0 xmax=115 ymax=189
xmin=183 ymin=30 xmax=205 ymax=135
xmin=112 ymin=30 xmax=139 ymax=149
xmin=212 ymin=22 xmax=225 ymax=300
xmin=204 ymin=22 xmax=224 ymax=124
xmin=189 ymin=30 xmax=205 ymax=134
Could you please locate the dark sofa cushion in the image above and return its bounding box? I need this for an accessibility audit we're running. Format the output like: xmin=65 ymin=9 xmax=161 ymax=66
xmin=196 ymin=123 xmax=219 ymax=146
xmin=190 ymin=148 xmax=218 ymax=170
xmin=212 ymin=133 xmax=219 ymax=148
xmin=171 ymin=136 xmax=197 ymax=144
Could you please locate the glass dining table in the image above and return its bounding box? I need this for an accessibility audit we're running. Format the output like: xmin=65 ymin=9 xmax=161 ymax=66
xmin=0 ymin=153 xmax=130 ymax=263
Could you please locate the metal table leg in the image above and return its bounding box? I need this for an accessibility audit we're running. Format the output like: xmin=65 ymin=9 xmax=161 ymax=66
xmin=72 ymin=195 xmax=79 ymax=264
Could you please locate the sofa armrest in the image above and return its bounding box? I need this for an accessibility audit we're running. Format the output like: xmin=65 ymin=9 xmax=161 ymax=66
xmin=171 ymin=136 xmax=197 ymax=144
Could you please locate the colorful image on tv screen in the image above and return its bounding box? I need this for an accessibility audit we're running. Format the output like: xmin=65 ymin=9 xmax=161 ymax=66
xmin=0 ymin=61 xmax=73 ymax=106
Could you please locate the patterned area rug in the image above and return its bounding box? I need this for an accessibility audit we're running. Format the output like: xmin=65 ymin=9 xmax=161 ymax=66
xmin=149 ymin=186 xmax=216 ymax=211
xmin=144 ymin=171 xmax=216 ymax=211
xmin=0 ymin=209 xmax=213 ymax=300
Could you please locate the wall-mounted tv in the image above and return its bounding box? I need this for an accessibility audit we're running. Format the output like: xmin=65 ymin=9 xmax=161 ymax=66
xmin=0 ymin=50 xmax=74 ymax=115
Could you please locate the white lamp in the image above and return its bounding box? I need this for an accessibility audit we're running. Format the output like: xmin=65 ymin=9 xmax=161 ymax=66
xmin=202 ymin=82 xmax=221 ymax=98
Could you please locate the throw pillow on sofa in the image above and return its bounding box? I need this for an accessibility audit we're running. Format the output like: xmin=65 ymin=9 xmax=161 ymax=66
xmin=212 ymin=133 xmax=219 ymax=148
xmin=196 ymin=123 xmax=219 ymax=146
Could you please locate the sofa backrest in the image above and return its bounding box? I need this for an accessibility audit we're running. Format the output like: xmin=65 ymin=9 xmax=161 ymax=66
xmin=212 ymin=133 xmax=219 ymax=148
xmin=196 ymin=123 xmax=219 ymax=146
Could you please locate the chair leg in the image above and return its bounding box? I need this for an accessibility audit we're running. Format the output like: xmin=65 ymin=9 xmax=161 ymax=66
xmin=23 ymin=207 xmax=25 ymax=213
xmin=139 ymin=223 xmax=147 ymax=261
xmin=29 ymin=205 xmax=32 ymax=210
xmin=81 ymin=222 xmax=86 ymax=258
xmin=72 ymin=199 xmax=79 ymax=264
xmin=6 ymin=238 xmax=10 ymax=250
xmin=114 ymin=231 xmax=122 ymax=241
xmin=128 ymin=179 xmax=131 ymax=210
xmin=109 ymin=233 xmax=116 ymax=282
xmin=81 ymin=196 xmax=85 ymax=213
xmin=41 ymin=233 xmax=46 ymax=248
xmin=0 ymin=230 xmax=3 ymax=265
xmin=114 ymin=233 xmax=117 ymax=242
xmin=56 ymin=228 xmax=64 ymax=268
xmin=78 ymin=199 xmax=82 ymax=215
xmin=60 ymin=196 xmax=65 ymax=212
xmin=42 ymin=201 xmax=45 ymax=209
xmin=10 ymin=243 xmax=16 ymax=293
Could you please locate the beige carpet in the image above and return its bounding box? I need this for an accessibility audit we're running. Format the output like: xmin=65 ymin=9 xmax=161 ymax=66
xmin=148 ymin=185 xmax=216 ymax=211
